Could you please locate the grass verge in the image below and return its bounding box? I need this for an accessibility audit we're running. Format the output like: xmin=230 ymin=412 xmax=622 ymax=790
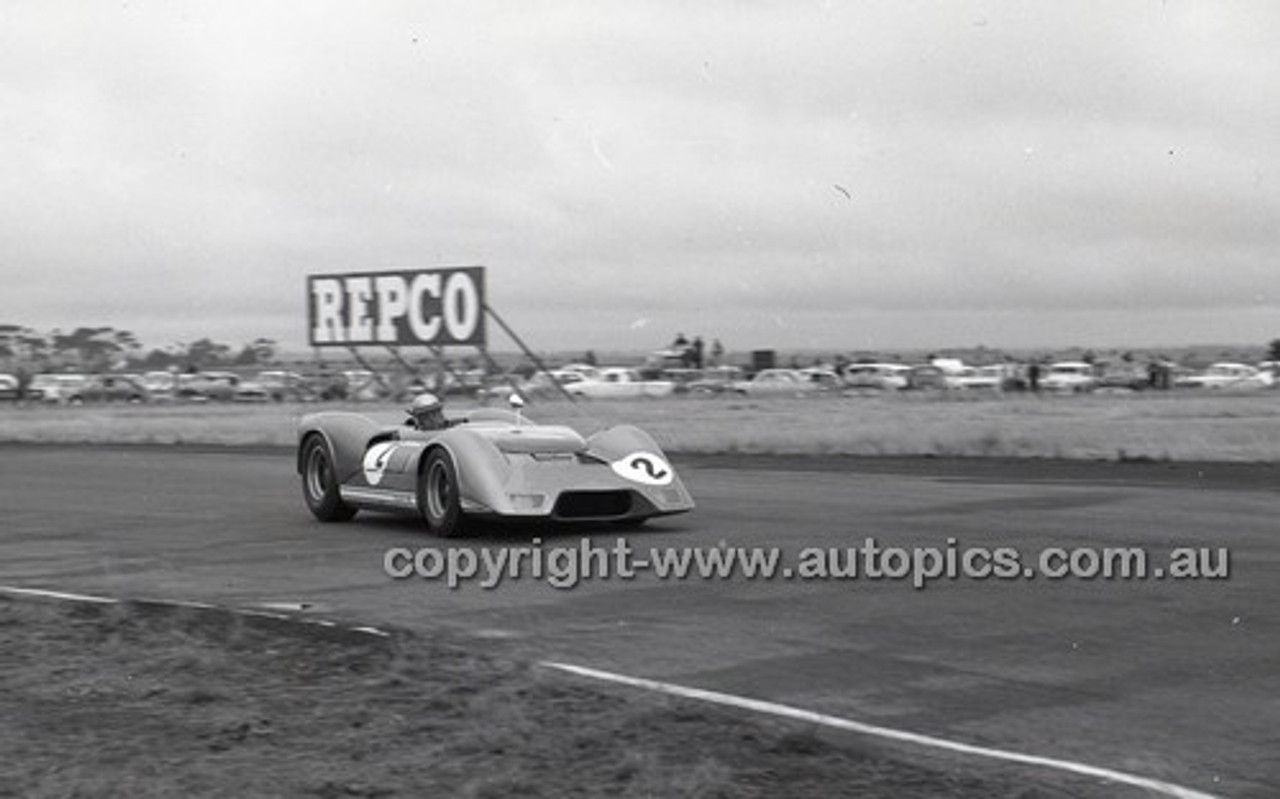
xmin=0 ymin=596 xmax=1088 ymax=798
xmin=2 ymin=391 xmax=1279 ymax=461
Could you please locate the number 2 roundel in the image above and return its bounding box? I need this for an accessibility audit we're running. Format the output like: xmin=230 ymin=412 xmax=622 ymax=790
xmin=611 ymin=451 xmax=673 ymax=486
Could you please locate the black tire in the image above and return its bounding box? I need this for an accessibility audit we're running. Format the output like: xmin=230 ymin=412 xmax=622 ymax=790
xmin=301 ymin=435 xmax=357 ymax=522
xmin=419 ymin=448 xmax=468 ymax=538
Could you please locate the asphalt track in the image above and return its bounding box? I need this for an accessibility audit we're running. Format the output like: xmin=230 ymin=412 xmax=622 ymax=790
xmin=1 ymin=444 xmax=1276 ymax=797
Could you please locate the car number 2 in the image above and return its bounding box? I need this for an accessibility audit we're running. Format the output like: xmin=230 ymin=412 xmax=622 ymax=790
xmin=611 ymin=452 xmax=673 ymax=486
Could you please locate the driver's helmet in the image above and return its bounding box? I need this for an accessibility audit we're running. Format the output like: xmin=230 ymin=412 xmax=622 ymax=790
xmin=407 ymin=393 xmax=447 ymax=430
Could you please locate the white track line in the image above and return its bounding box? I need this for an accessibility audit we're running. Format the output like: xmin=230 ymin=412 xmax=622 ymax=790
xmin=0 ymin=586 xmax=390 ymax=638
xmin=0 ymin=586 xmax=119 ymax=604
xmin=542 ymin=661 xmax=1220 ymax=799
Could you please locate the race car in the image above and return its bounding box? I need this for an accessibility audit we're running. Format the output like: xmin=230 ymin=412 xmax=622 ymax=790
xmin=297 ymin=400 xmax=694 ymax=536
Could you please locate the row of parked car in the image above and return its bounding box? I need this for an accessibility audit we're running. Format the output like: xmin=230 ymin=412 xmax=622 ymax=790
xmin=720 ymin=360 xmax=1278 ymax=396
xmin=0 ymin=365 xmax=494 ymax=406
xmin=750 ymin=360 xmax=1278 ymax=396
xmin=5 ymin=358 xmax=1276 ymax=406
xmin=0 ymin=370 xmax=323 ymax=405
xmin=475 ymin=361 xmax=1023 ymax=399
xmin=469 ymin=358 xmax=1280 ymax=400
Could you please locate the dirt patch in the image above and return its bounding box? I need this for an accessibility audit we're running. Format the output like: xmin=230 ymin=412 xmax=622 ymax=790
xmin=0 ymin=596 xmax=1086 ymax=798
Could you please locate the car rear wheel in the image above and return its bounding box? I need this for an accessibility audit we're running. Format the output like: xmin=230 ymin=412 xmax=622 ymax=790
xmin=301 ymin=435 xmax=357 ymax=522
xmin=419 ymin=448 xmax=468 ymax=538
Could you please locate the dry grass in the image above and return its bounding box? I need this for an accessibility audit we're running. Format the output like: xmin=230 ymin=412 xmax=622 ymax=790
xmin=555 ymin=391 xmax=1280 ymax=462
xmin=2 ymin=390 xmax=1279 ymax=462
xmin=0 ymin=596 xmax=1060 ymax=798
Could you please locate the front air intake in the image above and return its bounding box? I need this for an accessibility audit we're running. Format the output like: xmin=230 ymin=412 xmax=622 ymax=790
xmin=553 ymin=490 xmax=633 ymax=519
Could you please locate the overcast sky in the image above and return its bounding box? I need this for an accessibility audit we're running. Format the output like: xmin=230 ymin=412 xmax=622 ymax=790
xmin=3 ymin=1 xmax=1278 ymax=355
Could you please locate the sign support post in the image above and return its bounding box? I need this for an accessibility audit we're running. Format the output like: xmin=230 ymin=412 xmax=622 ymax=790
xmin=482 ymin=301 xmax=578 ymax=404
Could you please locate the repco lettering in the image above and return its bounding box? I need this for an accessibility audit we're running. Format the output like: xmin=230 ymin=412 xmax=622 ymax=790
xmin=308 ymin=267 xmax=485 ymax=347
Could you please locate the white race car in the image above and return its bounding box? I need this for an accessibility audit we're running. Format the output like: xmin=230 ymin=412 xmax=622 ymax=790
xmin=298 ymin=400 xmax=694 ymax=537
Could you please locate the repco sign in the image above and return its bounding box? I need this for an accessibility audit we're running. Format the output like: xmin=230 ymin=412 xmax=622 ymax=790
xmin=307 ymin=267 xmax=485 ymax=347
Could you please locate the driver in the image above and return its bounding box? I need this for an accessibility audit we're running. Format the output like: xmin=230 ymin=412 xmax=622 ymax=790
xmin=406 ymin=392 xmax=449 ymax=431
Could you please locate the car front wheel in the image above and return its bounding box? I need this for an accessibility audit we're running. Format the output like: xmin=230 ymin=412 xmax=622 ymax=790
xmin=419 ymin=448 xmax=468 ymax=538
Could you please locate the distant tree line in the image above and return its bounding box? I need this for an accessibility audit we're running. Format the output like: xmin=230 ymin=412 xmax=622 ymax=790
xmin=0 ymin=324 xmax=278 ymax=373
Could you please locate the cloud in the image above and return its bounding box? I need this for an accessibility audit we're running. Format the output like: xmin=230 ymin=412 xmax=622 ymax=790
xmin=2 ymin=1 xmax=1279 ymax=352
